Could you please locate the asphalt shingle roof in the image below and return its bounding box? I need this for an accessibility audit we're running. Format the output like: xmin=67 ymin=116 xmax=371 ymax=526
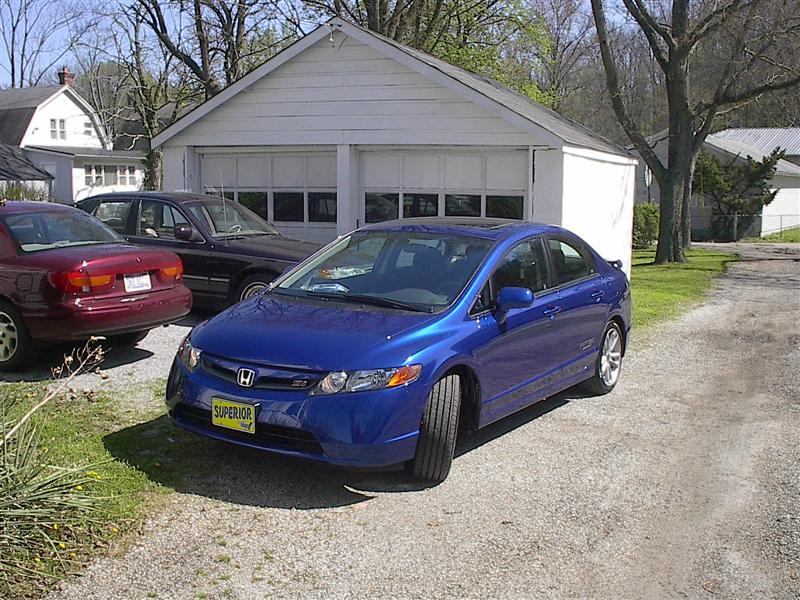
xmin=0 ymin=86 xmax=62 ymax=145
xmin=0 ymin=144 xmax=53 ymax=181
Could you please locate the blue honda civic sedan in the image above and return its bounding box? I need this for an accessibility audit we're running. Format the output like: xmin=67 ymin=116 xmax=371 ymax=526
xmin=166 ymin=218 xmax=631 ymax=482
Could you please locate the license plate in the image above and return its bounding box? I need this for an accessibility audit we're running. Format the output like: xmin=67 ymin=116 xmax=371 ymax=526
xmin=211 ymin=398 xmax=256 ymax=434
xmin=124 ymin=273 xmax=151 ymax=293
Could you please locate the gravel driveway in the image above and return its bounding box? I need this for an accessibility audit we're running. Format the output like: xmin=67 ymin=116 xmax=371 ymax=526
xmin=47 ymin=243 xmax=800 ymax=599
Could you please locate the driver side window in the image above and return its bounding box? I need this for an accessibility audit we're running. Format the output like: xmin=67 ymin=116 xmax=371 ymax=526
xmin=471 ymin=237 xmax=550 ymax=315
xmin=137 ymin=200 xmax=189 ymax=239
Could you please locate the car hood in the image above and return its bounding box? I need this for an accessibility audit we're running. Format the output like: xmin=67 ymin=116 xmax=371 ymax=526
xmin=215 ymin=235 xmax=320 ymax=263
xmin=191 ymin=293 xmax=438 ymax=371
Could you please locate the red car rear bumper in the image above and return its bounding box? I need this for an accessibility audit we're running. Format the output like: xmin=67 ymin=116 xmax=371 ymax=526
xmin=24 ymin=286 xmax=193 ymax=342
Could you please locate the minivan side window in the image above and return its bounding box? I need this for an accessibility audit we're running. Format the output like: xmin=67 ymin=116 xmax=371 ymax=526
xmin=547 ymin=237 xmax=595 ymax=286
xmin=93 ymin=199 xmax=132 ymax=234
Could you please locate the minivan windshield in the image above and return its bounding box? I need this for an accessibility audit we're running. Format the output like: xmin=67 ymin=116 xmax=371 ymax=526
xmin=186 ymin=198 xmax=279 ymax=238
xmin=275 ymin=231 xmax=494 ymax=312
xmin=3 ymin=210 xmax=123 ymax=253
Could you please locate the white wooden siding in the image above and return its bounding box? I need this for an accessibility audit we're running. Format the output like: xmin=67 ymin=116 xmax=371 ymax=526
xmin=23 ymin=93 xmax=104 ymax=149
xmin=168 ymin=32 xmax=539 ymax=148
xmin=762 ymin=182 xmax=800 ymax=235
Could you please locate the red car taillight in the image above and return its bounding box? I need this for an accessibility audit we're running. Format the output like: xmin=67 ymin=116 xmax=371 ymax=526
xmin=52 ymin=270 xmax=115 ymax=294
xmin=160 ymin=261 xmax=183 ymax=281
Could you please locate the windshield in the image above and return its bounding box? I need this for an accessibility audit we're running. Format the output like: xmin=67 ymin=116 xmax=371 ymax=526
xmin=3 ymin=210 xmax=123 ymax=253
xmin=186 ymin=198 xmax=279 ymax=238
xmin=275 ymin=231 xmax=494 ymax=311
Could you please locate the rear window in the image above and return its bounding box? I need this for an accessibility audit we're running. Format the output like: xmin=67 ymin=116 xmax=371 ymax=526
xmin=2 ymin=210 xmax=122 ymax=253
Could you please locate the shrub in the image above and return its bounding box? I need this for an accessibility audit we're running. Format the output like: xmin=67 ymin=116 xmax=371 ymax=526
xmin=0 ymin=182 xmax=50 ymax=202
xmin=633 ymin=203 xmax=660 ymax=249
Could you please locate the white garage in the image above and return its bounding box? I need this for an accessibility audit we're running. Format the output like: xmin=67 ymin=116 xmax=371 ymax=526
xmin=154 ymin=18 xmax=636 ymax=274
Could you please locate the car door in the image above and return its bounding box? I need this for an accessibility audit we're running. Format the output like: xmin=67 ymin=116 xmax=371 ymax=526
xmin=128 ymin=198 xmax=211 ymax=295
xmin=546 ymin=236 xmax=609 ymax=378
xmin=472 ymin=236 xmax=565 ymax=424
xmin=90 ymin=197 xmax=136 ymax=237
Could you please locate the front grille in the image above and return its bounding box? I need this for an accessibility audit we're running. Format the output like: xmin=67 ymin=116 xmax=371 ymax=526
xmin=171 ymin=403 xmax=324 ymax=454
xmin=199 ymin=356 xmax=320 ymax=390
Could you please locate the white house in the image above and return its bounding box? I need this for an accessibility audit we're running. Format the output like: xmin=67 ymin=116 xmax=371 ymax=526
xmin=154 ymin=18 xmax=637 ymax=274
xmin=0 ymin=70 xmax=145 ymax=203
xmin=635 ymin=130 xmax=800 ymax=239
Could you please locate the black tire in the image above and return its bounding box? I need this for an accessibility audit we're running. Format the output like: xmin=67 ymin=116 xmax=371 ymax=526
xmin=411 ymin=374 xmax=461 ymax=483
xmin=0 ymin=300 xmax=32 ymax=371
xmin=581 ymin=321 xmax=624 ymax=395
xmin=234 ymin=273 xmax=274 ymax=303
xmin=108 ymin=330 xmax=149 ymax=347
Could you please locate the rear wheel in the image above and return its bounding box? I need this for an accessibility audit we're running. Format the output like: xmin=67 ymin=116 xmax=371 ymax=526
xmin=0 ymin=301 xmax=31 ymax=371
xmin=108 ymin=330 xmax=149 ymax=347
xmin=582 ymin=321 xmax=623 ymax=395
xmin=411 ymin=374 xmax=461 ymax=483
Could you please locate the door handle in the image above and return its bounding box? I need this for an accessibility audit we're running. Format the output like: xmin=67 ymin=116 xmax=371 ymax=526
xmin=591 ymin=289 xmax=605 ymax=299
xmin=543 ymin=305 xmax=561 ymax=317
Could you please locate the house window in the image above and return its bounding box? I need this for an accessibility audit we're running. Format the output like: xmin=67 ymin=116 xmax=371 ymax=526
xmin=84 ymin=121 xmax=93 ymax=136
xmin=308 ymin=192 xmax=337 ymax=222
xmin=118 ymin=166 xmax=127 ymax=185
xmin=103 ymin=165 xmax=118 ymax=186
xmin=50 ymin=119 xmax=57 ymax=139
xmin=84 ymin=165 xmax=104 ymax=186
xmin=486 ymin=195 xmax=524 ymax=220
xmin=273 ymin=192 xmax=304 ymax=222
xmin=365 ymin=193 xmax=399 ymax=223
xmin=445 ymin=194 xmax=481 ymax=217
xmin=58 ymin=119 xmax=66 ymax=139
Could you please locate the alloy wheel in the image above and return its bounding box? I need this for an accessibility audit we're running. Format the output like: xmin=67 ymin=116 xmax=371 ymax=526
xmin=0 ymin=310 xmax=19 ymax=363
xmin=599 ymin=327 xmax=622 ymax=386
xmin=240 ymin=282 xmax=267 ymax=301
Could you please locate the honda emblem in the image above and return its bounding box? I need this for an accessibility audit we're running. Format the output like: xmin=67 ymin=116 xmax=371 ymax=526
xmin=237 ymin=368 xmax=256 ymax=387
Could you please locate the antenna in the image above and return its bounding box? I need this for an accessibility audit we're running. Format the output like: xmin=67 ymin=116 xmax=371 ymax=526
xmin=219 ymin=171 xmax=228 ymax=246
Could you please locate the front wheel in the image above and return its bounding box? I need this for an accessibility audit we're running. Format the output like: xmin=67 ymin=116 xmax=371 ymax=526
xmin=235 ymin=274 xmax=273 ymax=303
xmin=582 ymin=321 xmax=623 ymax=395
xmin=411 ymin=374 xmax=461 ymax=483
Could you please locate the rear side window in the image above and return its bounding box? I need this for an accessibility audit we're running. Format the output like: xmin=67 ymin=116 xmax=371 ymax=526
xmin=93 ymin=199 xmax=132 ymax=234
xmin=492 ymin=238 xmax=550 ymax=294
xmin=547 ymin=238 xmax=595 ymax=286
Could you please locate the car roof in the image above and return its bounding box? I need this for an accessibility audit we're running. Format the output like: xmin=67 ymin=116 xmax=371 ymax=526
xmin=360 ymin=217 xmax=561 ymax=241
xmin=0 ymin=200 xmax=75 ymax=214
xmin=80 ymin=191 xmax=219 ymax=205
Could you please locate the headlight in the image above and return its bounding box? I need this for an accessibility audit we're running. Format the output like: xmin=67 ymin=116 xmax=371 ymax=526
xmin=177 ymin=334 xmax=202 ymax=371
xmin=315 ymin=365 xmax=422 ymax=395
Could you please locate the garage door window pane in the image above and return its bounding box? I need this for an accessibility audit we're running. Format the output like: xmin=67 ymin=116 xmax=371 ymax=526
xmin=274 ymin=192 xmax=304 ymax=222
xmin=445 ymin=194 xmax=480 ymax=217
xmin=239 ymin=191 xmax=267 ymax=220
xmin=365 ymin=193 xmax=399 ymax=223
xmin=309 ymin=192 xmax=337 ymax=222
xmin=486 ymin=195 xmax=523 ymax=220
xmin=403 ymin=193 xmax=438 ymax=218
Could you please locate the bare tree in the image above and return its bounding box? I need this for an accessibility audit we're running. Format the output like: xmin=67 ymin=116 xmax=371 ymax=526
xmin=0 ymin=0 xmax=91 ymax=87
xmin=135 ymin=0 xmax=299 ymax=100
xmin=591 ymin=0 xmax=800 ymax=263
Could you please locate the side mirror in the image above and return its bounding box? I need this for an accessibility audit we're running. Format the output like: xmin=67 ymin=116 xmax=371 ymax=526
xmin=494 ymin=287 xmax=533 ymax=324
xmin=175 ymin=225 xmax=202 ymax=242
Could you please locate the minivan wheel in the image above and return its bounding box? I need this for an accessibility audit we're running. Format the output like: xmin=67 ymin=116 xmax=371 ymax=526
xmin=582 ymin=321 xmax=623 ymax=395
xmin=0 ymin=301 xmax=31 ymax=371
xmin=236 ymin=274 xmax=273 ymax=302
xmin=411 ymin=374 xmax=461 ymax=483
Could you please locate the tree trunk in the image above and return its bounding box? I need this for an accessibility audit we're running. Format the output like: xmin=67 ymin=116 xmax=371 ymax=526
xmin=655 ymin=176 xmax=676 ymax=263
xmin=143 ymin=149 xmax=163 ymax=191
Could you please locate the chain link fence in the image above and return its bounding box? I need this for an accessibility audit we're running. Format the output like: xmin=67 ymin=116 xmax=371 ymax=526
xmin=692 ymin=211 xmax=800 ymax=241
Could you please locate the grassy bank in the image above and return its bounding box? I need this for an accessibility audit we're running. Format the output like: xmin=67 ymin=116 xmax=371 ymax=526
xmin=630 ymin=248 xmax=738 ymax=328
xmin=760 ymin=227 xmax=800 ymax=243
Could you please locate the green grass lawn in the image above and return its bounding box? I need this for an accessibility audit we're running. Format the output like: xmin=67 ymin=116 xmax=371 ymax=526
xmin=630 ymin=248 xmax=738 ymax=328
xmin=759 ymin=226 xmax=800 ymax=243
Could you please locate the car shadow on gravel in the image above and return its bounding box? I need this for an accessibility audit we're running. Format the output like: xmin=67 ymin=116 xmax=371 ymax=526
xmin=103 ymin=392 xmax=576 ymax=508
xmin=4 ymin=344 xmax=154 ymax=383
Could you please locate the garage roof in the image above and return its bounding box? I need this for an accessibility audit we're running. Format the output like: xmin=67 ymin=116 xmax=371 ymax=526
xmin=153 ymin=18 xmax=627 ymax=157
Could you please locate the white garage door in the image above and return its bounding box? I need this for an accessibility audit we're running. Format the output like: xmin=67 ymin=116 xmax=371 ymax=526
xmin=200 ymin=151 xmax=338 ymax=243
xmin=360 ymin=150 xmax=529 ymax=225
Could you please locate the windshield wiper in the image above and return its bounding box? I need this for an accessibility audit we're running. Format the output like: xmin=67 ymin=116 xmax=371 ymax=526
xmin=304 ymin=291 xmax=432 ymax=313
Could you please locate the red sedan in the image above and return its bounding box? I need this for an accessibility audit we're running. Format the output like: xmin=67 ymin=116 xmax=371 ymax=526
xmin=0 ymin=201 xmax=192 ymax=370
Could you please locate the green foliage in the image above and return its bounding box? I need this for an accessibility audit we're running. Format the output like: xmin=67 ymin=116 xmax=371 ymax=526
xmin=0 ymin=182 xmax=49 ymax=201
xmin=632 ymin=203 xmax=660 ymax=249
xmin=693 ymin=148 xmax=784 ymax=241
xmin=0 ymin=388 xmax=97 ymax=597
xmin=631 ymin=249 xmax=738 ymax=329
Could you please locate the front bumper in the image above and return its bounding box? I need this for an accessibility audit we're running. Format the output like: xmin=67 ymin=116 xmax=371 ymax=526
xmin=25 ymin=286 xmax=193 ymax=342
xmin=165 ymin=359 xmax=427 ymax=468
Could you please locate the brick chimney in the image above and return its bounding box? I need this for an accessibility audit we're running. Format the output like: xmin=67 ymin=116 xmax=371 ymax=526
xmin=57 ymin=67 xmax=75 ymax=86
